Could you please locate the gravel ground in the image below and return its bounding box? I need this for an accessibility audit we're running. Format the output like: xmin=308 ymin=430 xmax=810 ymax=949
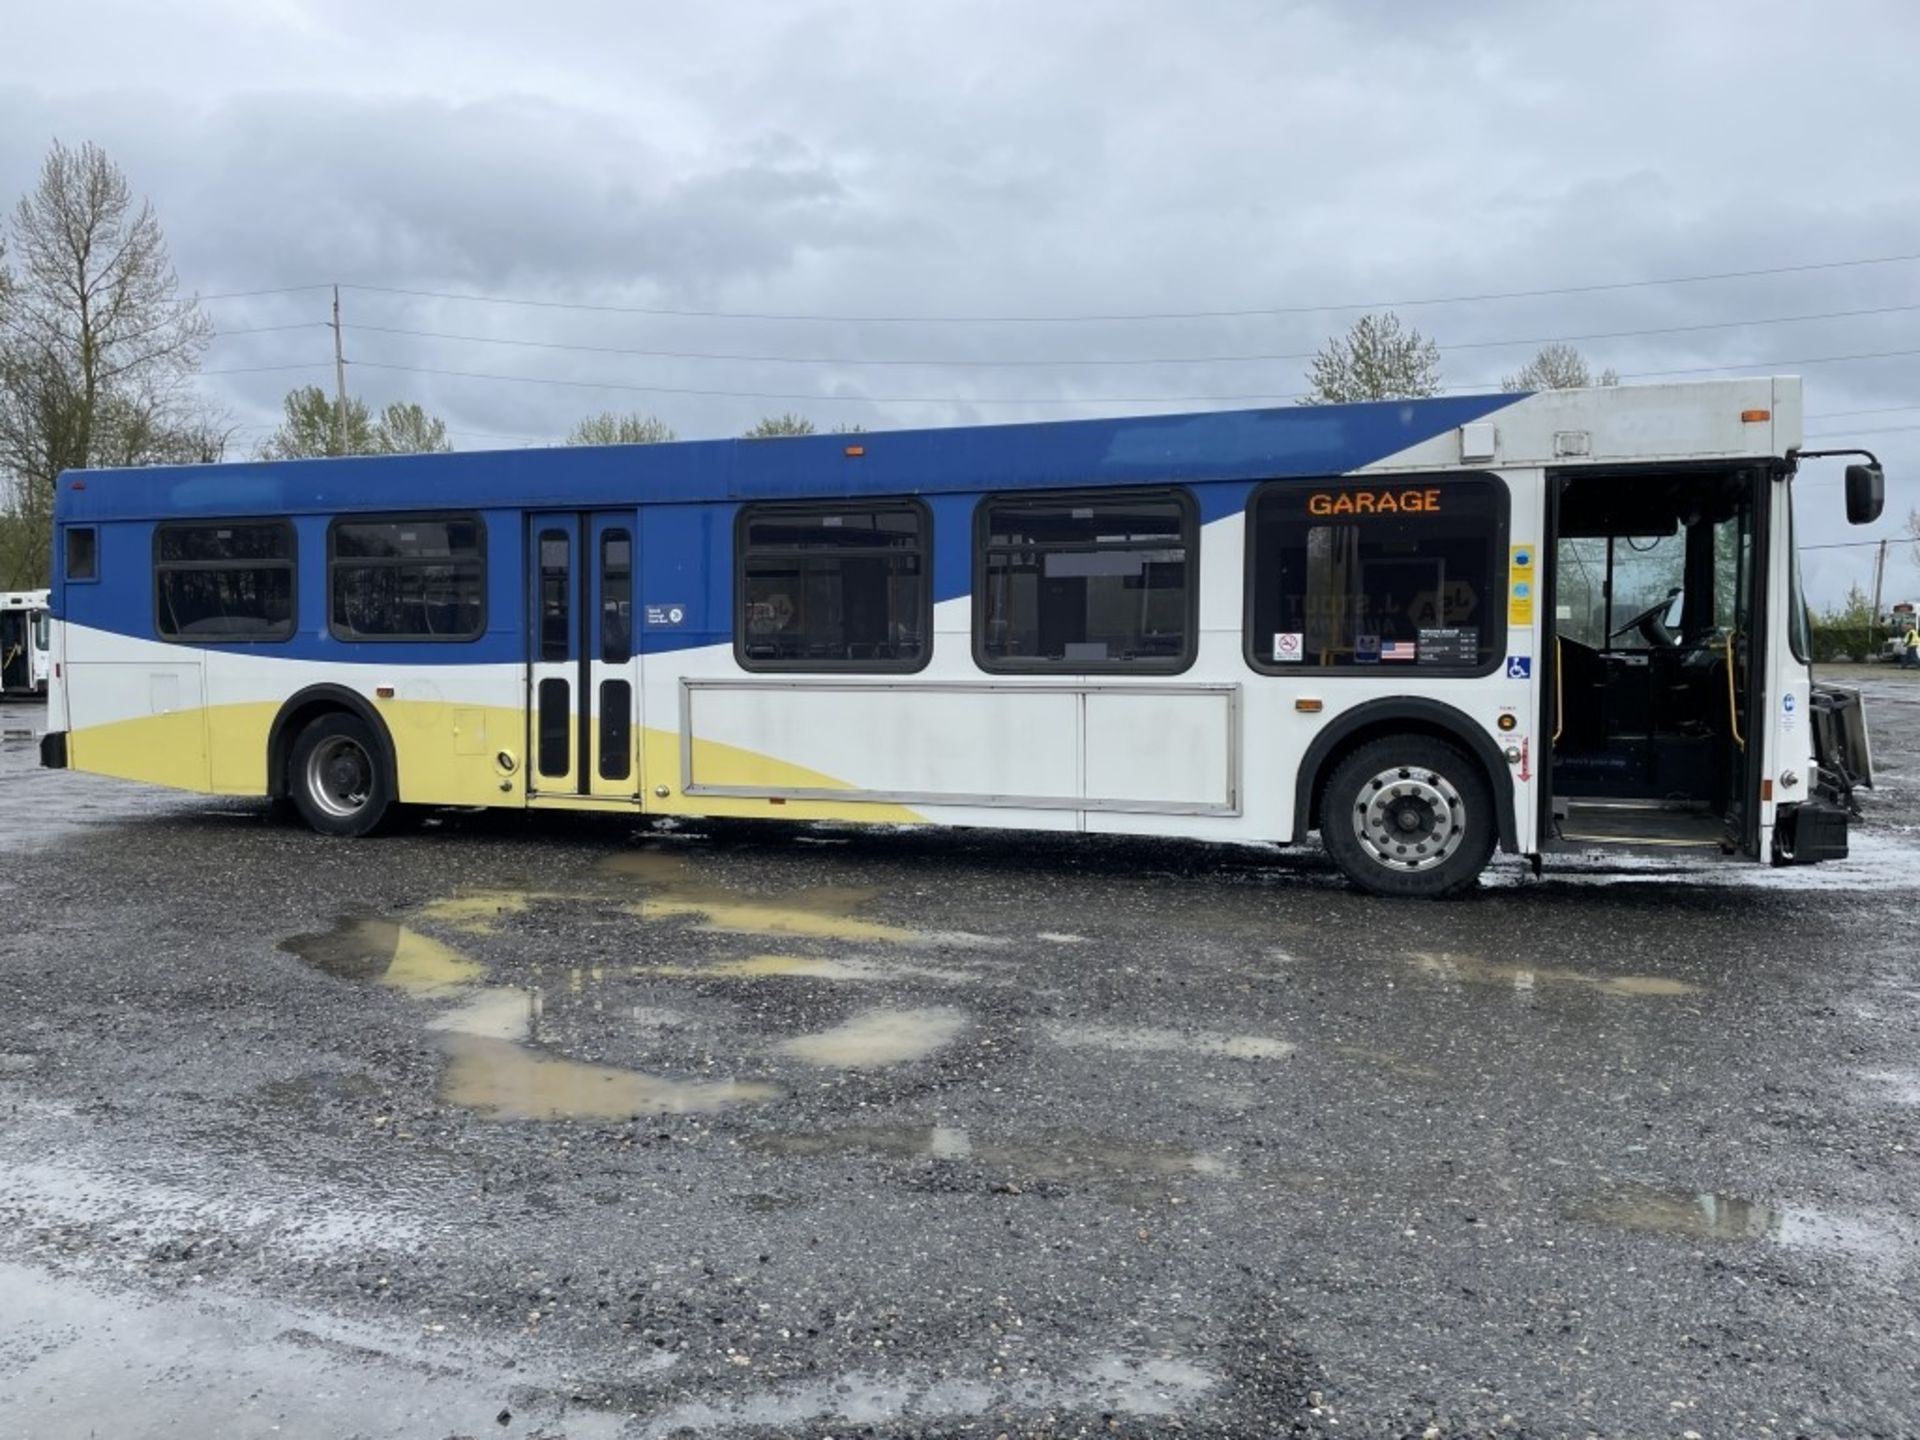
xmin=1 ymin=674 xmax=1917 ymax=1439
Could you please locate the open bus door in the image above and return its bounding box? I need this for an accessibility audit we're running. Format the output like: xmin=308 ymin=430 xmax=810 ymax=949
xmin=1540 ymin=465 xmax=1770 ymax=857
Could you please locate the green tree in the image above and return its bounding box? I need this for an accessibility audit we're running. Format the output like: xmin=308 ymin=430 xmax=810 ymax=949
xmin=567 ymin=411 xmax=675 ymax=445
xmin=259 ymin=386 xmax=451 ymax=458
xmin=1501 ymin=343 xmax=1619 ymax=392
xmin=372 ymin=401 xmax=450 ymax=455
xmin=1301 ymin=312 xmax=1442 ymax=404
xmin=743 ymin=412 xmax=815 ymax=437
xmin=0 ymin=140 xmax=212 ymax=585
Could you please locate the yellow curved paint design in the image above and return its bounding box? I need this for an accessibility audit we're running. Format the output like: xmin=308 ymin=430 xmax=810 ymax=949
xmin=65 ymin=697 xmax=926 ymax=824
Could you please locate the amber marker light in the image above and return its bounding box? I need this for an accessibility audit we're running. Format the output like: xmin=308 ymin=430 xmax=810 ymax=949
xmin=1741 ymin=409 xmax=1771 ymax=422
xmin=844 ymin=445 xmax=866 ymax=457
xmin=1497 ymin=713 xmax=1518 ymax=731
xmin=1295 ymin=698 xmax=1323 ymax=713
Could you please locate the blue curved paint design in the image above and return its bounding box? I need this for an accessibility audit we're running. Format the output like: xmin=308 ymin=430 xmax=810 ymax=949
xmin=54 ymin=395 xmax=1527 ymax=662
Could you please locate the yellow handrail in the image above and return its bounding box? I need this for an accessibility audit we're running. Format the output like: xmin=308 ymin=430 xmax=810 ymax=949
xmin=1724 ymin=632 xmax=1745 ymax=751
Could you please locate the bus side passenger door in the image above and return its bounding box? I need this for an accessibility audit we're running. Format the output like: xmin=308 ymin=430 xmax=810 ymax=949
xmin=526 ymin=512 xmax=642 ymax=804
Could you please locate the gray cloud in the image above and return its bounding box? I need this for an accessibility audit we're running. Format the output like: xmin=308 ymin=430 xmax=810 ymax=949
xmin=1 ymin=0 xmax=1917 ymax=603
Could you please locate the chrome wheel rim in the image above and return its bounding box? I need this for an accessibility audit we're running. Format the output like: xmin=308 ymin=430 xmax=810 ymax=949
xmin=305 ymin=736 xmax=373 ymax=819
xmin=1352 ymin=766 xmax=1466 ymax=872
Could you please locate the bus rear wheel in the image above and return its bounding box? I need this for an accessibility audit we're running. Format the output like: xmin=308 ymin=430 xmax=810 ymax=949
xmin=289 ymin=713 xmax=395 ymax=838
xmin=1321 ymin=736 xmax=1495 ymax=898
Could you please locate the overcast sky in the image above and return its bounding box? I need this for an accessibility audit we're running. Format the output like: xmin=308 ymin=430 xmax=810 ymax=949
xmin=1 ymin=0 xmax=1915 ymax=606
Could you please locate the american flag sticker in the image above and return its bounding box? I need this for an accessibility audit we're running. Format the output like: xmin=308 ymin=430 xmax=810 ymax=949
xmin=1380 ymin=640 xmax=1417 ymax=662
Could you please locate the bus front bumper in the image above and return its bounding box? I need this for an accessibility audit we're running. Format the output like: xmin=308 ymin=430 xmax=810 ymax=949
xmin=39 ymin=730 xmax=66 ymax=770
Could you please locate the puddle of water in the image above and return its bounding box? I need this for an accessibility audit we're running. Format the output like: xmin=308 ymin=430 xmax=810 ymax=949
xmin=432 ymin=986 xmax=778 ymax=1120
xmin=441 ymin=1035 xmax=778 ymax=1121
xmin=1569 ymin=1183 xmax=1893 ymax=1255
xmin=648 ymin=953 xmax=974 ymax=983
xmin=1333 ymin=1044 xmax=1443 ymax=1082
xmin=279 ymin=917 xmax=484 ymax=993
xmin=1047 ymin=1022 xmax=1295 ymax=1061
xmin=603 ymin=847 xmax=1000 ymax=947
xmin=1408 ymin=951 xmax=1700 ymax=998
xmin=774 ymin=1007 xmax=966 ymax=1068
xmin=412 ymin=889 xmax=536 ymax=934
xmin=749 ymin=1124 xmax=1235 ymax=1180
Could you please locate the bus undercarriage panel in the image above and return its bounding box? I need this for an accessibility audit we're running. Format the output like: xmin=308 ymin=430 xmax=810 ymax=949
xmin=679 ymin=678 xmax=1240 ymax=816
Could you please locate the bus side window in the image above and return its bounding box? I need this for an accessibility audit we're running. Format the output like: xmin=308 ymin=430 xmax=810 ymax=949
xmin=975 ymin=488 xmax=1195 ymax=672
xmin=735 ymin=500 xmax=929 ymax=672
xmin=1245 ymin=477 xmax=1506 ymax=672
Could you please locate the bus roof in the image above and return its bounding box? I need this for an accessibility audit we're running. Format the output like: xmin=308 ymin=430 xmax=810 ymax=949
xmin=54 ymin=376 xmax=1802 ymax=524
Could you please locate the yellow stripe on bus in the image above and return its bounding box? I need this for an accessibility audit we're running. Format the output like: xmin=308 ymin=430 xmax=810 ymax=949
xmin=64 ymin=700 xmax=925 ymax=824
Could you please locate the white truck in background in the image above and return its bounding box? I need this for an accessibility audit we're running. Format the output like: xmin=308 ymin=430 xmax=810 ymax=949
xmin=1 ymin=589 xmax=51 ymax=698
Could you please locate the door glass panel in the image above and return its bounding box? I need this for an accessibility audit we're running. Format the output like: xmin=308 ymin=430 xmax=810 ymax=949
xmin=539 ymin=531 xmax=570 ymax=662
xmin=537 ymin=676 xmax=570 ymax=777
xmin=601 ymin=530 xmax=632 ymax=665
xmin=598 ymin=679 xmax=632 ymax=780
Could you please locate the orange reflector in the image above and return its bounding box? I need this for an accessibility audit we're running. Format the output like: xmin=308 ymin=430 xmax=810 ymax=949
xmin=844 ymin=444 xmax=865 ymax=457
xmin=1761 ymin=778 xmax=1774 ymax=802
xmin=769 ymin=796 xmax=787 ymax=805
xmin=1741 ymin=409 xmax=1770 ymax=423
xmin=1295 ymin=698 xmax=1323 ymax=713
xmin=376 ymin=685 xmax=395 ymax=699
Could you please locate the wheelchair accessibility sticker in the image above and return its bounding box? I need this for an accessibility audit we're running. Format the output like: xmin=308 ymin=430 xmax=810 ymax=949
xmin=1505 ymin=655 xmax=1532 ymax=680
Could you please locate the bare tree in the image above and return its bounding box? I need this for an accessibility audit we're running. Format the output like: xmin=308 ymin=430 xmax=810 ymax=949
xmin=259 ymin=386 xmax=451 ymax=458
xmin=0 ymin=140 xmax=212 ymax=584
xmin=1301 ymin=313 xmax=1443 ymax=404
xmin=743 ymin=412 xmax=816 ymax=437
xmin=1501 ymin=342 xmax=1619 ymax=392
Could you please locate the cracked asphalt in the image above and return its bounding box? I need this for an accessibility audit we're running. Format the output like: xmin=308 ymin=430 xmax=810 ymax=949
xmin=1 ymin=670 xmax=1917 ymax=1439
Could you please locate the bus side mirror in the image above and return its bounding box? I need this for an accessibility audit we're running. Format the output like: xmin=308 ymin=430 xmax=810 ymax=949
xmin=1845 ymin=462 xmax=1884 ymax=525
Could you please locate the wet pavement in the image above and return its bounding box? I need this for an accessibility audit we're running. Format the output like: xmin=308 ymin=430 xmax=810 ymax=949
xmin=1 ymin=677 xmax=1918 ymax=1439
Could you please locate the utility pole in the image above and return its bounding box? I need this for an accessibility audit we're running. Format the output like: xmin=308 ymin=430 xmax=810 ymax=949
xmin=330 ymin=286 xmax=349 ymax=456
xmin=1869 ymin=538 xmax=1888 ymax=652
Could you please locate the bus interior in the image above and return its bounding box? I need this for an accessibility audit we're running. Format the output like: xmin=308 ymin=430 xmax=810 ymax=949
xmin=0 ymin=598 xmax=48 ymax=697
xmin=1544 ymin=466 xmax=1764 ymax=854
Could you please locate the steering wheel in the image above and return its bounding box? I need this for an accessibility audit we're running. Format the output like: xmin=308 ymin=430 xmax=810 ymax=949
xmin=1609 ymin=587 xmax=1682 ymax=649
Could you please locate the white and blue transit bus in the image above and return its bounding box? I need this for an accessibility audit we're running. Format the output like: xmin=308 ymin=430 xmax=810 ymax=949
xmin=37 ymin=376 xmax=1884 ymax=896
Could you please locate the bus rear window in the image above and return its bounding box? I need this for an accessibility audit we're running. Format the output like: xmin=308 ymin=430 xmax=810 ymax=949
xmin=329 ymin=516 xmax=485 ymax=642
xmin=154 ymin=522 xmax=295 ymax=642
xmin=1246 ymin=477 xmax=1507 ymax=672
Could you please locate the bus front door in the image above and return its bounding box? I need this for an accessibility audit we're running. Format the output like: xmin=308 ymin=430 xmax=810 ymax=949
xmin=526 ymin=512 xmax=641 ymax=805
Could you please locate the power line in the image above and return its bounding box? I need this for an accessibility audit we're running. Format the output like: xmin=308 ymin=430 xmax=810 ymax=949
xmin=333 ymin=299 xmax=1920 ymax=370
xmin=224 ymin=248 xmax=1920 ymax=325
xmin=331 ymin=345 xmax=1920 ymax=408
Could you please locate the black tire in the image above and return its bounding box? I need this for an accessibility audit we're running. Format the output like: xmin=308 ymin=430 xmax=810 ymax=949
xmin=1319 ymin=735 xmax=1496 ymax=898
xmin=287 ymin=712 xmax=396 ymax=838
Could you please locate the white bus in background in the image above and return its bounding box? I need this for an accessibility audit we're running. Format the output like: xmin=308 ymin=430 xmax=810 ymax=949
xmin=1 ymin=589 xmax=50 ymax=699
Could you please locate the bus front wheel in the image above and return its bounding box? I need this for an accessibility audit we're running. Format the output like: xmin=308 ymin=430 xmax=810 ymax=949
xmin=1320 ymin=736 xmax=1495 ymax=898
xmin=289 ymin=713 xmax=396 ymax=838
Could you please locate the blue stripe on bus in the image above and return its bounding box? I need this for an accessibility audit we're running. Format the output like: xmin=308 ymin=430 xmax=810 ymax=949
xmin=55 ymin=395 xmax=1527 ymax=660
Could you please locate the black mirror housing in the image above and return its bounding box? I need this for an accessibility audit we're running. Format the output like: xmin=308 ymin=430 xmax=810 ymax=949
xmin=1845 ymin=462 xmax=1885 ymax=526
